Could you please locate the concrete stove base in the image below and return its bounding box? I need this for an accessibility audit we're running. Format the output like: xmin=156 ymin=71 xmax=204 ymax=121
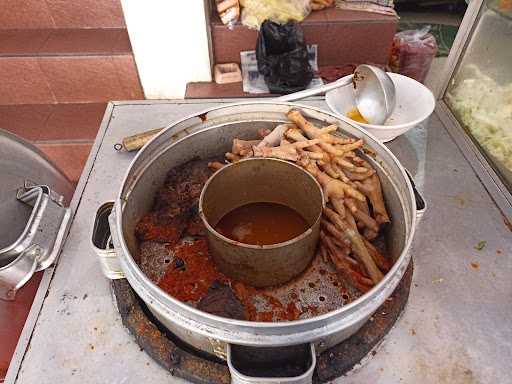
xmin=112 ymin=261 xmax=413 ymax=384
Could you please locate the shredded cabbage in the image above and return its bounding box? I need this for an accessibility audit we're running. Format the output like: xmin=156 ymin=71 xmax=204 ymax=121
xmin=446 ymin=65 xmax=512 ymax=173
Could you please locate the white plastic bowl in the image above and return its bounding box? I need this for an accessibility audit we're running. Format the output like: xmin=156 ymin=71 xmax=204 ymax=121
xmin=326 ymin=72 xmax=436 ymax=142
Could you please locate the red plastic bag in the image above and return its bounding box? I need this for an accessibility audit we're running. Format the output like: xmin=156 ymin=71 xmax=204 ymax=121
xmin=389 ymin=27 xmax=438 ymax=84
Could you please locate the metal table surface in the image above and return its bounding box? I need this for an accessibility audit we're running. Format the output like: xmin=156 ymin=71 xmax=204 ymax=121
xmin=6 ymin=99 xmax=511 ymax=384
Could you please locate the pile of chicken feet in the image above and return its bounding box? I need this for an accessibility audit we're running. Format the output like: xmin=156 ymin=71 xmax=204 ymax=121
xmin=208 ymin=110 xmax=392 ymax=293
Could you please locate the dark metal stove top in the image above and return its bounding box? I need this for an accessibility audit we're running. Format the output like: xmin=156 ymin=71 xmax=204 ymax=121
xmin=112 ymin=262 xmax=412 ymax=384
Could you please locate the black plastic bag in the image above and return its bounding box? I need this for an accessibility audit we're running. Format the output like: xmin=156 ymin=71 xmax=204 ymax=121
xmin=256 ymin=20 xmax=313 ymax=94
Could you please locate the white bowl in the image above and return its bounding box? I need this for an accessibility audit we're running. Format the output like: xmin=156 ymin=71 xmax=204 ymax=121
xmin=326 ymin=72 xmax=436 ymax=142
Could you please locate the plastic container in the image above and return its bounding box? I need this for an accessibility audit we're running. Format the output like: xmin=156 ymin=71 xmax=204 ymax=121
xmin=389 ymin=27 xmax=438 ymax=84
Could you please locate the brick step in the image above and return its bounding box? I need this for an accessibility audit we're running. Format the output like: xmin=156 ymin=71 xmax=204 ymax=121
xmin=37 ymin=141 xmax=93 ymax=184
xmin=0 ymin=55 xmax=143 ymax=106
xmin=1 ymin=0 xmax=129 ymax=56
xmin=211 ymin=8 xmax=398 ymax=66
xmin=1 ymin=102 xmax=103 ymax=183
xmin=0 ymin=54 xmax=143 ymax=183
xmin=0 ymin=272 xmax=44 ymax=382
xmin=0 ymin=28 xmax=131 ymax=57
xmin=186 ymin=81 xmax=269 ymax=99
xmin=1 ymin=0 xmax=126 ymax=29
xmin=0 ymin=102 xmax=106 ymax=141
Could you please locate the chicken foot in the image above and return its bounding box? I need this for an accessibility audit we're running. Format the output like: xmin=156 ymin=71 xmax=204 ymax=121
xmin=257 ymin=123 xmax=295 ymax=148
xmin=323 ymin=207 xmax=383 ymax=284
xmin=363 ymin=238 xmax=392 ymax=273
xmin=252 ymin=139 xmax=319 ymax=162
xmin=355 ymin=174 xmax=390 ymax=224
xmin=321 ymin=232 xmax=373 ymax=293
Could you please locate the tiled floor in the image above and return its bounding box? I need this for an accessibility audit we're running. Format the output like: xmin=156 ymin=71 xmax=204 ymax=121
xmin=37 ymin=142 xmax=94 ymax=184
xmin=0 ymin=103 xmax=107 ymax=141
xmin=0 ymin=54 xmax=143 ymax=185
xmin=0 ymin=0 xmax=144 ymax=186
xmin=0 ymin=273 xmax=43 ymax=381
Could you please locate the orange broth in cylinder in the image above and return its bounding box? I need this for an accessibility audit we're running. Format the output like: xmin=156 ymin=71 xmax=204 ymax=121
xmin=214 ymin=202 xmax=309 ymax=246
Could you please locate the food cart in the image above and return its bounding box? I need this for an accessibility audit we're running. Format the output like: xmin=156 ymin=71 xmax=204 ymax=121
xmin=2 ymin=0 xmax=511 ymax=382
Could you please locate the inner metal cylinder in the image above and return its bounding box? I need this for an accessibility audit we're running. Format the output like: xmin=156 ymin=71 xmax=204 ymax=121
xmin=199 ymin=158 xmax=324 ymax=288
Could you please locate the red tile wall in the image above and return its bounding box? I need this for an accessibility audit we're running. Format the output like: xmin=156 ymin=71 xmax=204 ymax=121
xmin=40 ymin=28 xmax=132 ymax=55
xmin=0 ymin=56 xmax=142 ymax=105
xmin=0 ymin=29 xmax=51 ymax=56
xmin=0 ymin=28 xmax=132 ymax=56
xmin=211 ymin=8 xmax=397 ymax=66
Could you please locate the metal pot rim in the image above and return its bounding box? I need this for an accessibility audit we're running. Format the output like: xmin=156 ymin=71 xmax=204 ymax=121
xmin=112 ymin=101 xmax=417 ymax=335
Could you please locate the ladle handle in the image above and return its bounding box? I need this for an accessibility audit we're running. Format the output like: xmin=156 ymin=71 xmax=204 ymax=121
xmin=276 ymin=77 xmax=352 ymax=102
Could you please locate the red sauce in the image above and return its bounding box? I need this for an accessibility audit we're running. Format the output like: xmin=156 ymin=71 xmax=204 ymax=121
xmin=156 ymin=234 xmax=309 ymax=321
xmin=286 ymin=302 xmax=301 ymax=321
xmin=157 ymin=240 xmax=306 ymax=322
xmin=136 ymin=212 xmax=181 ymax=244
xmin=158 ymin=239 xmax=230 ymax=302
xmin=214 ymin=202 xmax=309 ymax=245
xmin=308 ymin=305 xmax=319 ymax=316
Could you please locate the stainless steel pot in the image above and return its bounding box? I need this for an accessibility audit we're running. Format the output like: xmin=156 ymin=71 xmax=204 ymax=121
xmin=96 ymin=102 xmax=425 ymax=383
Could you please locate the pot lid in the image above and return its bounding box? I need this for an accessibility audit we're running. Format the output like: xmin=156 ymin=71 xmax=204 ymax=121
xmin=0 ymin=129 xmax=74 ymax=299
xmin=0 ymin=129 xmax=73 ymax=248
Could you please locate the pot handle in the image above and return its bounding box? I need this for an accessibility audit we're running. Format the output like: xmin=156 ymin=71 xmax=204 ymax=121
xmin=0 ymin=246 xmax=39 ymax=301
xmin=226 ymin=343 xmax=316 ymax=384
xmin=0 ymin=182 xmax=71 ymax=300
xmin=404 ymin=169 xmax=427 ymax=225
xmin=91 ymin=202 xmax=125 ymax=280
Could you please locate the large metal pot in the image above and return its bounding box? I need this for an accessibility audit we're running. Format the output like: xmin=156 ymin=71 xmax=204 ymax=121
xmin=100 ymin=102 xmax=425 ymax=382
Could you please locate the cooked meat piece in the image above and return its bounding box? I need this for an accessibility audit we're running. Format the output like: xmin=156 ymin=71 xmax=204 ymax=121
xmin=155 ymin=180 xmax=204 ymax=211
xmin=197 ymin=281 xmax=247 ymax=320
xmin=158 ymin=160 xmax=211 ymax=202
xmin=177 ymin=180 xmax=205 ymax=204
xmin=137 ymin=159 xmax=214 ymax=244
xmin=168 ymin=159 xmax=212 ymax=185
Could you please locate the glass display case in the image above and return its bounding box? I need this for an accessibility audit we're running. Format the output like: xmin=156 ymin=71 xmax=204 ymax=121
xmin=437 ymin=0 xmax=512 ymax=218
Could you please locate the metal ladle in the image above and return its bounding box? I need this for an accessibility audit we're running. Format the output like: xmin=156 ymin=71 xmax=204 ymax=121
xmin=277 ymin=64 xmax=396 ymax=125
